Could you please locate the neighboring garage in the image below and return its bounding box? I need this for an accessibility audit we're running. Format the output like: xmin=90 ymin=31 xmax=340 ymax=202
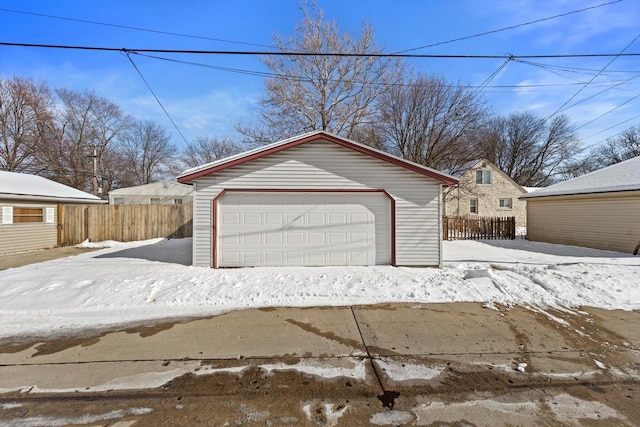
xmin=0 ymin=171 xmax=105 ymax=255
xmin=178 ymin=131 xmax=458 ymax=268
xmin=521 ymin=155 xmax=640 ymax=254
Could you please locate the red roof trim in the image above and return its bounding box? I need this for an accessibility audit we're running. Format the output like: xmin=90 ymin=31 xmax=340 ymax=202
xmin=178 ymin=131 xmax=458 ymax=185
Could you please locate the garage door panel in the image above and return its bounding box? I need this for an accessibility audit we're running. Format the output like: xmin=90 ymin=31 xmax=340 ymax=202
xmin=217 ymin=192 xmax=391 ymax=267
xmin=243 ymin=232 xmax=261 ymax=245
xmin=286 ymin=213 xmax=304 ymax=225
xmin=265 ymin=213 xmax=283 ymax=225
xmin=266 ymin=233 xmax=283 ymax=244
xmin=286 ymin=231 xmax=304 ymax=244
xmin=308 ymin=232 xmax=325 ymax=244
xmin=221 ymin=212 xmax=240 ymax=225
xmin=265 ymin=252 xmax=283 ymax=264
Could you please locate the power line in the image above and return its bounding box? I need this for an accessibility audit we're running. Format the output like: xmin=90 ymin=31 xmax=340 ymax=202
xmin=125 ymin=52 xmax=189 ymax=145
xmin=0 ymin=7 xmax=275 ymax=49
xmin=515 ymin=59 xmax=640 ymax=75
xmin=545 ymin=31 xmax=640 ymax=120
xmin=557 ymin=73 xmax=640 ymax=115
xmin=576 ymin=95 xmax=640 ymax=132
xmin=2 ymin=41 xmax=640 ymax=59
xmin=136 ymin=51 xmax=640 ymax=92
xmin=581 ymin=112 xmax=640 ymax=148
xmin=392 ymin=0 xmax=623 ymax=54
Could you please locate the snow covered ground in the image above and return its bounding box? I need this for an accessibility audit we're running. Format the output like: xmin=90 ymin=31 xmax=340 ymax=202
xmin=0 ymin=237 xmax=639 ymax=339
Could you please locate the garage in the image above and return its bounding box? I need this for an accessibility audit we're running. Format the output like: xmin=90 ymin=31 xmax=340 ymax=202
xmin=215 ymin=190 xmax=392 ymax=267
xmin=178 ymin=131 xmax=458 ymax=268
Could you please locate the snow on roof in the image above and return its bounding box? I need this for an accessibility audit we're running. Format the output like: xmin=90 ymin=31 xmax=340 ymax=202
xmin=521 ymin=156 xmax=640 ymax=199
xmin=0 ymin=171 xmax=102 ymax=201
xmin=177 ymin=130 xmax=459 ymax=185
xmin=109 ymin=182 xmax=193 ymax=197
xmin=523 ymin=187 xmax=542 ymax=193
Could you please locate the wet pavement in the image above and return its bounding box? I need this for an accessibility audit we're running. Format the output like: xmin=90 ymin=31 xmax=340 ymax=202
xmin=0 ymin=247 xmax=100 ymax=270
xmin=0 ymin=303 xmax=639 ymax=426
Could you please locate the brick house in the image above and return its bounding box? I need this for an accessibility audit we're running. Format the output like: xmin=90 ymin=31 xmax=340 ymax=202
xmin=443 ymin=159 xmax=535 ymax=227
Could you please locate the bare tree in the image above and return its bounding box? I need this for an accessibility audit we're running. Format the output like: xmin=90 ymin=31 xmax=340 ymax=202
xmin=237 ymin=3 xmax=393 ymax=143
xmin=481 ymin=111 xmax=580 ymax=186
xmin=375 ymin=72 xmax=489 ymax=172
xmin=592 ymin=126 xmax=640 ymax=167
xmin=0 ymin=76 xmax=54 ymax=172
xmin=119 ymin=120 xmax=176 ymax=185
xmin=43 ymin=88 xmax=131 ymax=193
xmin=178 ymin=136 xmax=242 ymax=169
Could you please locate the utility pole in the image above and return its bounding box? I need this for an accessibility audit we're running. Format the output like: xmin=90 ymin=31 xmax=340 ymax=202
xmin=87 ymin=145 xmax=99 ymax=196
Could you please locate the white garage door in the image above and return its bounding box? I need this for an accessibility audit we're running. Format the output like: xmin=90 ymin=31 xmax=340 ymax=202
xmin=217 ymin=192 xmax=391 ymax=267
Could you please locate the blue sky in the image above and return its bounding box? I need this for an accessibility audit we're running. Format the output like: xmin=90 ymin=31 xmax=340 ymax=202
xmin=1 ymin=0 xmax=639 ymax=155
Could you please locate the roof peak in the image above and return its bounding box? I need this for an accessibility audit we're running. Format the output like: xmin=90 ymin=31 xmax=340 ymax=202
xmin=177 ymin=131 xmax=458 ymax=185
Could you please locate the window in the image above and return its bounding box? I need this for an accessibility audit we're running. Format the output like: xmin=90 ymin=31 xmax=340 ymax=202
xmin=499 ymin=198 xmax=512 ymax=209
xmin=475 ymin=169 xmax=491 ymax=184
xmin=1 ymin=207 xmax=54 ymax=224
xmin=173 ymin=198 xmax=183 ymax=205
xmin=469 ymin=199 xmax=478 ymax=214
xmin=13 ymin=207 xmax=43 ymax=223
xmin=149 ymin=198 xmax=161 ymax=205
xmin=113 ymin=197 xmax=124 ymax=205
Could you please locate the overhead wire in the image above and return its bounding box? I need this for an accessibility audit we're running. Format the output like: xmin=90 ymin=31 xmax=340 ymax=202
xmin=0 ymin=7 xmax=275 ymax=49
xmin=132 ymin=51 xmax=638 ymax=92
xmin=545 ymin=31 xmax=640 ymax=120
xmin=2 ymin=41 xmax=640 ymax=59
xmin=515 ymin=59 xmax=640 ymax=75
xmin=575 ymin=93 xmax=640 ymax=131
xmin=392 ymin=0 xmax=623 ymax=54
xmin=124 ymin=52 xmax=190 ymax=145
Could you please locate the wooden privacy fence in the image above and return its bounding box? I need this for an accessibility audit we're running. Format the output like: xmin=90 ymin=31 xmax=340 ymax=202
xmin=58 ymin=204 xmax=193 ymax=247
xmin=443 ymin=216 xmax=516 ymax=241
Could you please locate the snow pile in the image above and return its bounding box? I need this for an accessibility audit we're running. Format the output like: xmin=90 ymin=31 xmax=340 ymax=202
xmin=0 ymin=237 xmax=639 ymax=339
xmin=76 ymin=239 xmax=128 ymax=249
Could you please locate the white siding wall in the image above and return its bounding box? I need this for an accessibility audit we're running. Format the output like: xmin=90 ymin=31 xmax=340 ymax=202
xmin=527 ymin=191 xmax=640 ymax=254
xmin=191 ymin=139 xmax=442 ymax=267
xmin=0 ymin=202 xmax=58 ymax=255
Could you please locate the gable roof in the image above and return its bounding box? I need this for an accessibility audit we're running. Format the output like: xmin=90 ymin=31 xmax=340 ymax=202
xmin=177 ymin=130 xmax=458 ymax=185
xmin=521 ymin=155 xmax=640 ymax=199
xmin=444 ymin=159 xmax=482 ymax=178
xmin=109 ymin=182 xmax=193 ymax=197
xmin=0 ymin=171 xmax=104 ymax=203
xmin=448 ymin=158 xmax=527 ymax=193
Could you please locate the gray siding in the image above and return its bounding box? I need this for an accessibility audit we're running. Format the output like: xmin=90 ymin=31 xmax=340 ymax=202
xmin=527 ymin=191 xmax=640 ymax=253
xmin=0 ymin=202 xmax=58 ymax=255
xmin=192 ymin=139 xmax=442 ymax=267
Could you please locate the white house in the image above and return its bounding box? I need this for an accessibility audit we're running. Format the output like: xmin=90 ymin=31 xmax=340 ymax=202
xmin=108 ymin=182 xmax=193 ymax=205
xmin=0 ymin=171 xmax=105 ymax=255
xmin=443 ymin=159 xmax=533 ymax=227
xmin=177 ymin=131 xmax=458 ymax=268
xmin=521 ymin=156 xmax=640 ymax=254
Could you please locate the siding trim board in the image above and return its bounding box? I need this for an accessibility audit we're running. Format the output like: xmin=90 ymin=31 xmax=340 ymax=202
xmin=211 ymin=188 xmax=396 ymax=268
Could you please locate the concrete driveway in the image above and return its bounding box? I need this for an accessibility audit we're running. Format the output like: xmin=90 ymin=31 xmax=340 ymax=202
xmin=1 ymin=303 xmax=639 ymax=426
xmin=0 ymin=247 xmax=100 ymax=270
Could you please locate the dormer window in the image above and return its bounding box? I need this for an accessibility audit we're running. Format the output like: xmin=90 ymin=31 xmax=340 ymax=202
xmin=476 ymin=169 xmax=491 ymax=184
